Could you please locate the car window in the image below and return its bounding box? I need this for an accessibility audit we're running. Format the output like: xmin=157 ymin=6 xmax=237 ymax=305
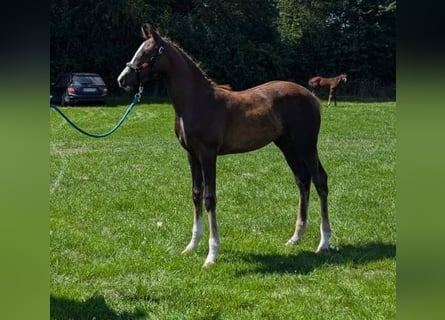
xmin=72 ymin=75 xmax=105 ymax=86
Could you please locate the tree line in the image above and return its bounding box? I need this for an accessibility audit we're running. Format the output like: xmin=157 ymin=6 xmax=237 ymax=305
xmin=50 ymin=0 xmax=396 ymax=98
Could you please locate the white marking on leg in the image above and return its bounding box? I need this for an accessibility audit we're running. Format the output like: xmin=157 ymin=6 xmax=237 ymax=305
xmin=204 ymin=203 xmax=219 ymax=266
xmin=316 ymin=224 xmax=331 ymax=253
xmin=204 ymin=237 xmax=220 ymax=267
xmin=182 ymin=216 xmax=203 ymax=254
xmin=286 ymin=222 xmax=307 ymax=246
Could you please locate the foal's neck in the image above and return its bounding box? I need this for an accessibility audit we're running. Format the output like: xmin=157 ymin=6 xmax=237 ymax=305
xmin=163 ymin=41 xmax=214 ymax=114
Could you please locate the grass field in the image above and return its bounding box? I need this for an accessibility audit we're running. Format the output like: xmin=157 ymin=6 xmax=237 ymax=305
xmin=50 ymin=99 xmax=396 ymax=319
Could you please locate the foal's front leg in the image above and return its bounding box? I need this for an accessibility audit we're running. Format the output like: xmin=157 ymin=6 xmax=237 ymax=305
xmin=182 ymin=153 xmax=204 ymax=254
xmin=201 ymin=152 xmax=219 ymax=267
xmin=328 ymin=87 xmax=334 ymax=106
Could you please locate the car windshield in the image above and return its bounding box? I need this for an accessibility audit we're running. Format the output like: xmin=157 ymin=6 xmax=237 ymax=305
xmin=72 ymin=75 xmax=105 ymax=85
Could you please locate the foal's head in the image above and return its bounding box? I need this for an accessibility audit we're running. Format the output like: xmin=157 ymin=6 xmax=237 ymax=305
xmin=117 ymin=23 xmax=166 ymax=91
xmin=340 ymin=74 xmax=347 ymax=83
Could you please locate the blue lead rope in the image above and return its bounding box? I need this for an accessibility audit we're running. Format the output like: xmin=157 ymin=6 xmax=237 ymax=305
xmin=50 ymin=86 xmax=143 ymax=138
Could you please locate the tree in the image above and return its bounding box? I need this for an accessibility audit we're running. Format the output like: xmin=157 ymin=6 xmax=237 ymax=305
xmin=50 ymin=0 xmax=166 ymax=90
xmin=277 ymin=0 xmax=396 ymax=97
xmin=165 ymin=0 xmax=283 ymax=89
xmin=50 ymin=0 xmax=395 ymax=98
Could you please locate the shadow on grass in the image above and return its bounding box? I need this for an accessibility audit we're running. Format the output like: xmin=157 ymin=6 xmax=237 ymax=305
xmin=50 ymin=294 xmax=147 ymax=320
xmin=236 ymin=242 xmax=395 ymax=276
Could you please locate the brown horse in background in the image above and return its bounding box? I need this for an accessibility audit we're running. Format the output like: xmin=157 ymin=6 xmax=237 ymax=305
xmin=309 ymin=74 xmax=347 ymax=106
xmin=118 ymin=23 xmax=331 ymax=267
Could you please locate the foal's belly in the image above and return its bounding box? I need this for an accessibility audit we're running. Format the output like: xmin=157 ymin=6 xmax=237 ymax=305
xmin=219 ymin=118 xmax=282 ymax=155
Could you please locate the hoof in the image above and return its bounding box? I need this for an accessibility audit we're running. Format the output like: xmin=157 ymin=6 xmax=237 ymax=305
xmin=182 ymin=245 xmax=196 ymax=255
xmin=315 ymin=245 xmax=329 ymax=253
xmin=285 ymin=237 xmax=300 ymax=246
xmin=316 ymin=231 xmax=331 ymax=253
xmin=182 ymin=241 xmax=199 ymax=254
xmin=203 ymin=259 xmax=216 ymax=268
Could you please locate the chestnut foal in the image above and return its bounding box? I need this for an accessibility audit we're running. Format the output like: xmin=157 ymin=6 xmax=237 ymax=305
xmin=309 ymin=74 xmax=347 ymax=106
xmin=118 ymin=23 xmax=331 ymax=266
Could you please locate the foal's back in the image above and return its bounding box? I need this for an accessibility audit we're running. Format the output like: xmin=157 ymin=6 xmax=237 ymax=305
xmin=216 ymin=81 xmax=321 ymax=154
xmin=237 ymin=80 xmax=321 ymax=123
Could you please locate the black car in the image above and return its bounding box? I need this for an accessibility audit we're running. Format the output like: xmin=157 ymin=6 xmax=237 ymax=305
xmin=50 ymin=73 xmax=108 ymax=105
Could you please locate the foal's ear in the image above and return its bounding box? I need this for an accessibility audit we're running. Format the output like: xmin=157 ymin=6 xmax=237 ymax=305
xmin=141 ymin=22 xmax=162 ymax=43
xmin=141 ymin=22 xmax=155 ymax=39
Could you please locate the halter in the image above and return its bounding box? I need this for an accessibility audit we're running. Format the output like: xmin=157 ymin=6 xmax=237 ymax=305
xmin=125 ymin=41 xmax=165 ymax=84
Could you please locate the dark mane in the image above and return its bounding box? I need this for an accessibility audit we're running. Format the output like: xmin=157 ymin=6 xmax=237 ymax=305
xmin=166 ymin=38 xmax=232 ymax=91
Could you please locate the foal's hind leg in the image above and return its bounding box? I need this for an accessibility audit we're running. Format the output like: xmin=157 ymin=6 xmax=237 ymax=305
xmin=182 ymin=153 xmax=204 ymax=254
xmin=274 ymin=138 xmax=311 ymax=246
xmin=286 ymin=170 xmax=311 ymax=246
xmin=305 ymin=154 xmax=331 ymax=252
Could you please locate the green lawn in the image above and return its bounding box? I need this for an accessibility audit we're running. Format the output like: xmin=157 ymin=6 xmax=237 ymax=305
xmin=50 ymin=100 xmax=396 ymax=319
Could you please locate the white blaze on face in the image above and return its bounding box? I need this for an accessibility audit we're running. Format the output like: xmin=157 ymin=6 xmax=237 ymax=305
xmin=130 ymin=42 xmax=146 ymax=64
xmin=117 ymin=42 xmax=146 ymax=90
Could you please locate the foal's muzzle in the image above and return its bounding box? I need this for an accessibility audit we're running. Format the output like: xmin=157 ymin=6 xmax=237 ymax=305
xmin=117 ymin=63 xmax=148 ymax=90
xmin=125 ymin=62 xmax=148 ymax=85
